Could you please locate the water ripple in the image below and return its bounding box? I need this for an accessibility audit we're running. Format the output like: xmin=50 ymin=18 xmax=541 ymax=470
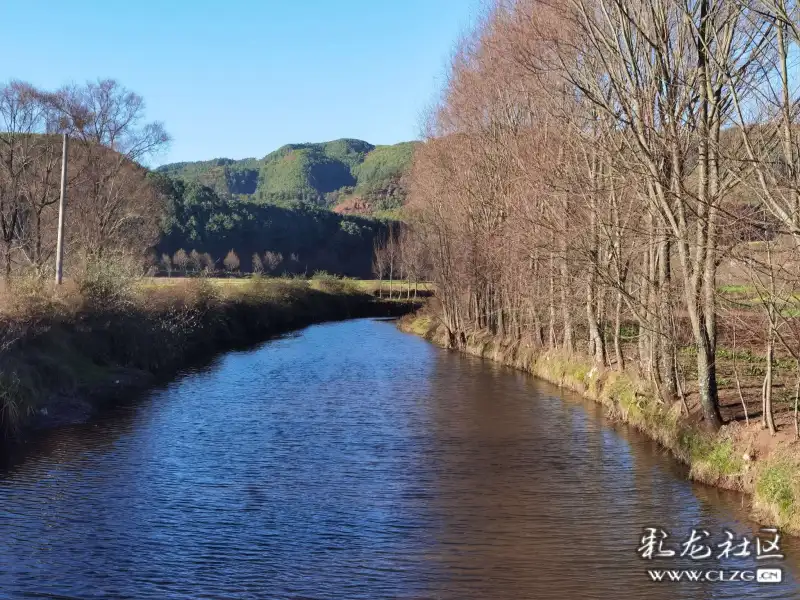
xmin=0 ymin=319 xmax=798 ymax=599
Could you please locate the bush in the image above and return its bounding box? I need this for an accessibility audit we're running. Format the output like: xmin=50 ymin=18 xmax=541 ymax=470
xmin=240 ymin=274 xmax=279 ymax=303
xmin=311 ymin=270 xmax=337 ymax=281
xmin=0 ymin=368 xmax=36 ymax=436
xmin=75 ymin=255 xmax=141 ymax=311
xmin=311 ymin=271 xmax=359 ymax=295
xmin=180 ymin=275 xmax=219 ymax=311
xmin=262 ymin=277 xmax=312 ymax=304
xmin=0 ymin=274 xmax=57 ymax=322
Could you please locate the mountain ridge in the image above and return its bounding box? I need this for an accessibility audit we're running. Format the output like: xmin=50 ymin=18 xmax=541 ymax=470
xmin=157 ymin=138 xmax=418 ymax=215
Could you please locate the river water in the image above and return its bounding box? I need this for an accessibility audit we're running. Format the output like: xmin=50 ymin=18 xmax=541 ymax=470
xmin=1 ymin=318 xmax=798 ymax=599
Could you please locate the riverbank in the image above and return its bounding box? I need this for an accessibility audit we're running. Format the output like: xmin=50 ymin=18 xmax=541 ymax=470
xmin=0 ymin=275 xmax=416 ymax=440
xmin=399 ymin=309 xmax=800 ymax=536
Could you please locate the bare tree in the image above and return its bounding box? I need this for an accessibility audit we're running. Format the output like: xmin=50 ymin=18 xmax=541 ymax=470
xmin=263 ymin=251 xmax=282 ymax=274
xmin=173 ymin=248 xmax=188 ymax=274
xmin=372 ymin=238 xmax=387 ymax=298
xmin=43 ymin=79 xmax=170 ymax=264
xmin=252 ymin=252 xmax=264 ymax=275
xmin=189 ymin=249 xmax=202 ymax=275
xmin=0 ymin=82 xmax=48 ymax=278
xmin=161 ymin=253 xmax=172 ymax=277
xmin=0 ymin=79 xmax=169 ymax=280
xmin=224 ymin=249 xmax=240 ymax=274
xmin=201 ymin=252 xmax=215 ymax=274
xmin=402 ymin=0 xmax=800 ymax=434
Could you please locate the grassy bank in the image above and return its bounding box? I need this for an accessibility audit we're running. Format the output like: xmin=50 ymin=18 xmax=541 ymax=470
xmin=0 ymin=274 xmax=415 ymax=440
xmin=400 ymin=309 xmax=800 ymax=535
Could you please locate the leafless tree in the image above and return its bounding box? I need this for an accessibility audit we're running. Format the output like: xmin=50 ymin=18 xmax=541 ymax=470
xmin=0 ymin=79 xmax=169 ymax=280
xmin=173 ymin=248 xmax=188 ymax=274
xmin=252 ymin=253 xmax=264 ymax=275
xmin=263 ymin=251 xmax=282 ymax=274
xmin=189 ymin=249 xmax=202 ymax=274
xmin=161 ymin=253 xmax=172 ymax=277
xmin=405 ymin=0 xmax=800 ymax=433
xmin=223 ymin=249 xmax=240 ymax=274
xmin=201 ymin=252 xmax=215 ymax=274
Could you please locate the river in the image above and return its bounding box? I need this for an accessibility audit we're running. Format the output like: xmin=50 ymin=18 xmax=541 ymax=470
xmin=0 ymin=318 xmax=798 ymax=599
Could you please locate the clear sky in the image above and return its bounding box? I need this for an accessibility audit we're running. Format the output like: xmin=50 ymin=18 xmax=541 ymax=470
xmin=0 ymin=0 xmax=480 ymax=166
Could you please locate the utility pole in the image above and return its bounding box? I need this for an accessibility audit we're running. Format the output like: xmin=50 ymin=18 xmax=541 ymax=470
xmin=55 ymin=133 xmax=68 ymax=285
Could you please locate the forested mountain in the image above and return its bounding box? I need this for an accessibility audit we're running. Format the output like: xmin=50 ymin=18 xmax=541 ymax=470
xmin=152 ymin=138 xmax=419 ymax=277
xmin=156 ymin=157 xmax=262 ymax=196
xmin=150 ymin=174 xmax=392 ymax=278
xmin=156 ymin=138 xmax=417 ymax=216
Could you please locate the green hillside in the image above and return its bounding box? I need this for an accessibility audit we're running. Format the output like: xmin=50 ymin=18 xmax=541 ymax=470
xmin=352 ymin=142 xmax=416 ymax=212
xmin=157 ymin=157 xmax=261 ymax=197
xmin=255 ymin=140 xmax=369 ymax=204
xmin=156 ymin=138 xmax=418 ymax=214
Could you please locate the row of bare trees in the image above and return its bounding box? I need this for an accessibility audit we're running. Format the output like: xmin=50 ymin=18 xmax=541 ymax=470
xmin=0 ymin=79 xmax=168 ymax=279
xmin=161 ymin=249 xmax=302 ymax=277
xmin=373 ymin=224 xmax=429 ymax=298
xmin=407 ymin=0 xmax=800 ymax=431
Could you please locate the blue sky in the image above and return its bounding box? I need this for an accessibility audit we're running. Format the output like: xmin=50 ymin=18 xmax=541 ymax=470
xmin=0 ymin=1 xmax=480 ymax=165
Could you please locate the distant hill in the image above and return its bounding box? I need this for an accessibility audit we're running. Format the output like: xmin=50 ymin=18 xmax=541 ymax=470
xmin=156 ymin=157 xmax=262 ymax=196
xmin=152 ymin=174 xmax=391 ymax=278
xmin=157 ymin=138 xmax=418 ymax=215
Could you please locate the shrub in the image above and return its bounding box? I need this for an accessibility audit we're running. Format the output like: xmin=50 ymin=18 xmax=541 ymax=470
xmin=263 ymin=251 xmax=282 ymax=274
xmin=241 ymin=274 xmax=275 ymax=302
xmin=0 ymin=274 xmax=57 ymax=322
xmin=267 ymin=277 xmax=312 ymax=303
xmin=0 ymin=368 xmax=38 ymax=437
xmin=311 ymin=272 xmax=359 ymax=295
xmin=75 ymin=256 xmax=139 ymax=312
xmin=180 ymin=275 xmax=218 ymax=311
xmin=311 ymin=270 xmax=336 ymax=281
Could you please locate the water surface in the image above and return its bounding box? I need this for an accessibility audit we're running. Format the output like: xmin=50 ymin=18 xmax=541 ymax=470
xmin=1 ymin=319 xmax=798 ymax=598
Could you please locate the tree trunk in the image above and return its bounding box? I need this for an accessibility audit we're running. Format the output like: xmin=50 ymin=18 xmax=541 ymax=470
xmin=657 ymin=237 xmax=676 ymax=400
xmin=548 ymin=249 xmax=557 ymax=348
xmin=560 ymin=239 xmax=573 ymax=352
xmin=587 ymin=280 xmax=606 ymax=367
xmin=696 ymin=326 xmax=723 ymax=429
xmin=764 ymin=320 xmax=777 ymax=434
xmin=614 ymin=290 xmax=625 ymax=371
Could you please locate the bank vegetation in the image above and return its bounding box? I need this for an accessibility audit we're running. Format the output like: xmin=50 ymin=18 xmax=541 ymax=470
xmin=0 ymin=272 xmax=410 ymax=439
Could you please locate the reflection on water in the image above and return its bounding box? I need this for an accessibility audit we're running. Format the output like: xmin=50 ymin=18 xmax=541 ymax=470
xmin=0 ymin=319 xmax=798 ymax=598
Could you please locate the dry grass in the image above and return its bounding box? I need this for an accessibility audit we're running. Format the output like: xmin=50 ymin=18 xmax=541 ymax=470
xmin=0 ymin=272 xmax=405 ymax=439
xmin=141 ymin=276 xmax=434 ymax=303
xmin=139 ymin=276 xmax=433 ymax=290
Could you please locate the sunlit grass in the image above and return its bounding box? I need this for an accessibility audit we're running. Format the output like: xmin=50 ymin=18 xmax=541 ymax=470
xmin=718 ymin=284 xmax=754 ymax=295
xmin=141 ymin=277 xmax=433 ymax=295
xmin=755 ymin=458 xmax=800 ymax=529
